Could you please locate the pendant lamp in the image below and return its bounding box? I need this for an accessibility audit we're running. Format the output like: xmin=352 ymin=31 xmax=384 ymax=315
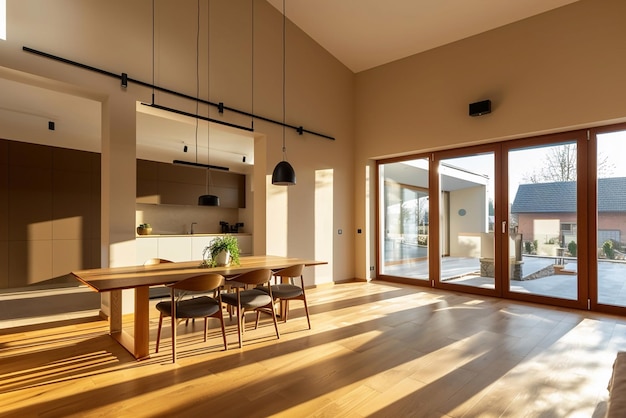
xmin=198 ymin=0 xmax=220 ymax=206
xmin=271 ymin=0 xmax=296 ymax=186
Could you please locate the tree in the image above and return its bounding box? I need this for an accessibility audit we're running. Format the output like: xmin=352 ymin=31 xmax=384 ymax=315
xmin=522 ymin=143 xmax=614 ymax=183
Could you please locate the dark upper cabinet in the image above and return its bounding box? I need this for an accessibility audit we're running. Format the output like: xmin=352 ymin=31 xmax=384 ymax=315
xmin=136 ymin=159 xmax=245 ymax=208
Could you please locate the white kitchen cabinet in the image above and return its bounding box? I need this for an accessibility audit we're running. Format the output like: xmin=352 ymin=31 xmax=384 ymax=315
xmin=191 ymin=236 xmax=217 ymax=261
xmin=136 ymin=237 xmax=159 ymax=265
xmin=136 ymin=234 xmax=252 ymax=264
xmin=157 ymin=237 xmax=192 ymax=262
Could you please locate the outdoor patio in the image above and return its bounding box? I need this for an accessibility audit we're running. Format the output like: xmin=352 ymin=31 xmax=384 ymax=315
xmin=383 ymin=255 xmax=626 ymax=307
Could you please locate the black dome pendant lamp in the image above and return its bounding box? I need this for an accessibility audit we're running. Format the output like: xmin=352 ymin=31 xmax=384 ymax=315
xmin=271 ymin=0 xmax=296 ymax=186
xmin=272 ymin=159 xmax=295 ymax=185
xmin=198 ymin=0 xmax=219 ymax=206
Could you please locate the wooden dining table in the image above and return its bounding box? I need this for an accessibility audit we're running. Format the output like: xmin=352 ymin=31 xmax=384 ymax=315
xmin=72 ymin=255 xmax=327 ymax=360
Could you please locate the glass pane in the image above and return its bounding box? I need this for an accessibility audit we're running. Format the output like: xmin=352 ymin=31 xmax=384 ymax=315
xmin=379 ymin=159 xmax=429 ymax=280
xmin=438 ymin=153 xmax=494 ymax=289
xmin=597 ymin=130 xmax=626 ymax=307
xmin=508 ymin=142 xmax=578 ymax=300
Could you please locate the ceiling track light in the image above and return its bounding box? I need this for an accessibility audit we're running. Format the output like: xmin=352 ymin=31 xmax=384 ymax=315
xmin=22 ymin=46 xmax=335 ymax=141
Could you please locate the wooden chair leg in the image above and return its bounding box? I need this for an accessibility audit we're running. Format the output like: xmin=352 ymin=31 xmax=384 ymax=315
xmin=270 ymin=302 xmax=280 ymax=340
xmin=156 ymin=313 xmax=164 ymax=353
xmin=254 ymin=311 xmax=261 ymax=329
xmin=236 ymin=305 xmax=243 ymax=349
xmin=218 ymin=311 xmax=228 ymax=351
xmin=284 ymin=300 xmax=290 ymax=322
xmin=302 ymin=294 xmax=311 ymax=329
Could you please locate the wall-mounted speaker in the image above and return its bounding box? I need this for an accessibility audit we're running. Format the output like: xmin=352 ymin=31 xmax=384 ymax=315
xmin=469 ymin=99 xmax=491 ymax=117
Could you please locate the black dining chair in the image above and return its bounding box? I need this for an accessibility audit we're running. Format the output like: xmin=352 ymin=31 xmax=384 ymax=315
xmin=221 ymin=268 xmax=279 ymax=348
xmin=155 ymin=273 xmax=227 ymax=362
xmin=260 ymin=264 xmax=310 ymax=329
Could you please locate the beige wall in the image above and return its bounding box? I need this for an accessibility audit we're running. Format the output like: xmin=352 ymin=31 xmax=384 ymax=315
xmin=354 ymin=0 xmax=626 ymax=279
xmin=0 ymin=0 xmax=354 ymax=285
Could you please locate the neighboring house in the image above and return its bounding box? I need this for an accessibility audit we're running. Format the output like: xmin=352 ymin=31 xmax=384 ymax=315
xmin=511 ymin=178 xmax=626 ymax=246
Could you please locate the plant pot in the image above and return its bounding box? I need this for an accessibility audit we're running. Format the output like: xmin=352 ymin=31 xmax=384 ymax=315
xmin=137 ymin=227 xmax=152 ymax=235
xmin=214 ymin=250 xmax=231 ymax=267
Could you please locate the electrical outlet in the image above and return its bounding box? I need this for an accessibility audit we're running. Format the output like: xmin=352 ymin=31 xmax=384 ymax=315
xmin=369 ymin=266 xmax=374 ymax=271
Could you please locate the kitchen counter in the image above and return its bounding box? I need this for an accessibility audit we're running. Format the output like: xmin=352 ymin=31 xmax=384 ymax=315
xmin=136 ymin=233 xmax=253 ymax=265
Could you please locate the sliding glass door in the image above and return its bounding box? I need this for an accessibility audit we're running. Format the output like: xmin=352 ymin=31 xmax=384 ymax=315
xmin=595 ymin=126 xmax=626 ymax=309
xmin=435 ymin=150 xmax=496 ymax=294
xmin=505 ymin=137 xmax=582 ymax=304
xmin=376 ymin=125 xmax=626 ymax=314
xmin=378 ymin=158 xmax=430 ymax=282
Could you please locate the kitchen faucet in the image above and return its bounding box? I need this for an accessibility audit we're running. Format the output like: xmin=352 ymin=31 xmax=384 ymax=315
xmin=190 ymin=222 xmax=197 ymax=234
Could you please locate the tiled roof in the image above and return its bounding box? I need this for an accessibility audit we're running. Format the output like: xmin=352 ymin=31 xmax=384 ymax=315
xmin=511 ymin=177 xmax=626 ymax=213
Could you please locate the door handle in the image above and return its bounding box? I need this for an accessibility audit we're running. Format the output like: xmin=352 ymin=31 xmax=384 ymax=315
xmin=502 ymin=220 xmax=507 ymax=234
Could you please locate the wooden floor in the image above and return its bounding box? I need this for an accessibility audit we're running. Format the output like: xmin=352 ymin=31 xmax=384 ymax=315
xmin=0 ymin=280 xmax=622 ymax=417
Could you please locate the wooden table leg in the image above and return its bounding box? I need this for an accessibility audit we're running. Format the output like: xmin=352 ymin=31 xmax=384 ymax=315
xmin=109 ymin=289 xmax=122 ymax=334
xmin=134 ymin=286 xmax=150 ymax=360
xmin=109 ymin=287 xmax=151 ymax=360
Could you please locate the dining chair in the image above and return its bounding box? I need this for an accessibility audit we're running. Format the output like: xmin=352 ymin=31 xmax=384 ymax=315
xmin=261 ymin=264 xmax=310 ymax=329
xmin=155 ymin=273 xmax=227 ymax=363
xmin=221 ymin=268 xmax=279 ymax=348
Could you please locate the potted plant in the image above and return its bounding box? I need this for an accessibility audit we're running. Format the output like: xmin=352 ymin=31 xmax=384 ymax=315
xmin=137 ymin=223 xmax=152 ymax=235
xmin=202 ymin=235 xmax=241 ymax=267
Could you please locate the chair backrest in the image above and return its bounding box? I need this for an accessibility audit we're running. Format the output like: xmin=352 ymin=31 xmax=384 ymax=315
xmin=170 ymin=273 xmax=225 ymax=292
xmin=144 ymin=258 xmax=173 ymax=266
xmin=274 ymin=264 xmax=304 ymax=278
xmin=230 ymin=268 xmax=272 ymax=286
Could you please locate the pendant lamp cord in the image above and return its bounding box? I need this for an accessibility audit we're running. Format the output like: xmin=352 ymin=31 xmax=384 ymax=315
xmin=151 ymin=0 xmax=155 ymax=104
xmin=206 ymin=0 xmax=212 ymax=195
xmin=282 ymin=0 xmax=287 ymax=161
xmin=195 ymin=0 xmax=200 ymax=166
xmin=251 ymin=0 xmax=254 ymax=131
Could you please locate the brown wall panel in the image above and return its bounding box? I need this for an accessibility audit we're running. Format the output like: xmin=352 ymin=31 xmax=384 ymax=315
xmin=8 ymin=240 xmax=53 ymax=286
xmin=53 ymin=147 xmax=93 ymax=173
xmin=0 ymin=241 xmax=7 ymax=288
xmin=9 ymin=165 xmax=53 ymax=241
xmin=159 ymin=181 xmax=206 ymax=206
xmin=53 ymin=169 xmax=93 ymax=240
xmin=1 ymin=139 xmax=101 ymax=289
xmin=136 ymin=159 xmax=245 ymax=208
xmin=158 ymin=163 xmax=205 ymax=185
xmin=89 ymin=154 xmax=101 ymax=240
xmin=137 ymin=159 xmax=158 ymax=180
xmin=9 ymin=141 xmax=52 ymax=169
xmin=0 ymin=143 xmax=8 ymax=242
xmin=136 ymin=179 xmax=160 ymax=204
